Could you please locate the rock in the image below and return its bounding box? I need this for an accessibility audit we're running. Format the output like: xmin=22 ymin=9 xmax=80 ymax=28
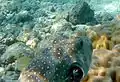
xmin=74 ymin=24 xmax=90 ymax=32
xmin=0 ymin=33 xmax=17 ymax=46
xmin=0 ymin=67 xmax=5 ymax=77
xmin=7 ymin=0 xmax=40 ymax=12
xmin=107 ymin=67 xmax=120 ymax=82
xmin=0 ymin=42 xmax=34 ymax=64
xmin=2 ymin=71 xmax=20 ymax=81
xmin=50 ymin=19 xmax=72 ymax=33
xmin=54 ymin=10 xmax=69 ymax=21
xmin=66 ymin=1 xmax=96 ymax=25
xmin=106 ymin=68 xmax=116 ymax=82
xmin=17 ymin=32 xmax=30 ymax=42
xmin=86 ymin=29 xmax=99 ymax=42
xmin=26 ymin=38 xmax=39 ymax=49
xmin=0 ymin=78 xmax=5 ymax=82
xmin=0 ymin=24 xmax=21 ymax=45
xmin=35 ymin=17 xmax=53 ymax=28
xmin=32 ymin=27 xmax=45 ymax=40
xmin=111 ymin=30 xmax=120 ymax=44
xmin=91 ymin=55 xmax=99 ymax=68
xmin=95 ymin=12 xmax=114 ymax=24
xmin=33 ymin=9 xmax=48 ymax=18
xmin=22 ymin=23 xmax=34 ymax=33
xmin=111 ymin=20 xmax=120 ymax=44
xmin=6 ymin=62 xmax=16 ymax=71
xmin=0 ymin=44 xmax=7 ymax=56
xmin=2 ymin=24 xmax=21 ymax=36
xmin=112 ymin=44 xmax=120 ymax=53
xmin=15 ymin=10 xmax=33 ymax=23
xmin=59 ymin=30 xmax=73 ymax=38
xmin=108 ymin=41 xmax=114 ymax=50
xmin=0 ymin=32 xmax=6 ymax=41
xmin=50 ymin=6 xmax=56 ymax=12
xmin=41 ymin=26 xmax=51 ymax=33
xmin=0 ymin=12 xmax=5 ymax=25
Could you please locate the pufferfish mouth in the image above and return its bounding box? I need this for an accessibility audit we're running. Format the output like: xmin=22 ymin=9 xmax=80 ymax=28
xmin=66 ymin=63 xmax=84 ymax=82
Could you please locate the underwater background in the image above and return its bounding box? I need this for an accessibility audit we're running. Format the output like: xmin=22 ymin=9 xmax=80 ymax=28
xmin=0 ymin=0 xmax=120 ymax=82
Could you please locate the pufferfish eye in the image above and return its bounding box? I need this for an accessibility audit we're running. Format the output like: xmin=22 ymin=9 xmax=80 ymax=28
xmin=66 ymin=63 xmax=84 ymax=82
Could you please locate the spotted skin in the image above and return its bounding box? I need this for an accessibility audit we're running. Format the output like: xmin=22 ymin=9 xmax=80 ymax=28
xmin=19 ymin=35 xmax=92 ymax=82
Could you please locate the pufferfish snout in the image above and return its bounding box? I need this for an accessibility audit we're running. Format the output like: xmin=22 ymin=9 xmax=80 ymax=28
xmin=19 ymin=35 xmax=92 ymax=82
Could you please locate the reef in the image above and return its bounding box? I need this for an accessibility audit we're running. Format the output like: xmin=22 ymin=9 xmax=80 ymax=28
xmin=66 ymin=1 xmax=96 ymax=25
xmin=81 ymin=19 xmax=120 ymax=82
xmin=0 ymin=0 xmax=120 ymax=82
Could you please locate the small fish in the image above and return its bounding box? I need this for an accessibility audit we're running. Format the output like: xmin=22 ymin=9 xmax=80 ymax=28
xmin=19 ymin=35 xmax=92 ymax=82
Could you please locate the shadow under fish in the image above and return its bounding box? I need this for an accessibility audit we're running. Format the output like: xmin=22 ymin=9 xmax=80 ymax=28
xmin=19 ymin=35 xmax=93 ymax=82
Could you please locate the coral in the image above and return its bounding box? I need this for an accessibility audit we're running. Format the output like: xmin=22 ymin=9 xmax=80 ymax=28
xmin=111 ymin=33 xmax=120 ymax=44
xmin=83 ymin=67 xmax=113 ymax=82
xmin=88 ymin=67 xmax=107 ymax=77
xmin=26 ymin=38 xmax=38 ymax=49
xmin=87 ymin=76 xmax=105 ymax=82
xmin=95 ymin=35 xmax=109 ymax=49
xmin=110 ymin=20 xmax=120 ymax=44
xmin=85 ymin=44 xmax=120 ymax=82
xmin=97 ymin=67 xmax=107 ymax=76
xmin=86 ymin=28 xmax=102 ymax=49
xmin=115 ymin=67 xmax=120 ymax=82
xmin=108 ymin=40 xmax=114 ymax=50
xmin=111 ymin=57 xmax=120 ymax=67
xmin=93 ymin=49 xmax=113 ymax=67
xmin=106 ymin=67 xmax=120 ymax=82
xmin=95 ymin=12 xmax=114 ymax=24
xmin=89 ymin=32 xmax=114 ymax=50
xmin=86 ymin=29 xmax=99 ymax=42
xmin=94 ymin=76 xmax=112 ymax=82
xmin=17 ymin=32 xmax=30 ymax=42
xmin=106 ymin=68 xmax=116 ymax=81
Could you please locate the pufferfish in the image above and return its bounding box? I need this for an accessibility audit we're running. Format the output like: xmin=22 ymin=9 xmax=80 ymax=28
xmin=19 ymin=34 xmax=92 ymax=82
